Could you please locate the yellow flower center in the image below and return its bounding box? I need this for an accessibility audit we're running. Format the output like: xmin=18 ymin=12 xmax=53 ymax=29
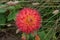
xmin=24 ymin=15 xmax=35 ymax=26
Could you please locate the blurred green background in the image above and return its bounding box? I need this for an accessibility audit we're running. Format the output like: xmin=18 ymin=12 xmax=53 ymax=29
xmin=0 ymin=0 xmax=60 ymax=40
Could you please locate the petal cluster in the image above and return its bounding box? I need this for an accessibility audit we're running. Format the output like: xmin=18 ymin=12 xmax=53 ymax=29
xmin=16 ymin=8 xmax=42 ymax=34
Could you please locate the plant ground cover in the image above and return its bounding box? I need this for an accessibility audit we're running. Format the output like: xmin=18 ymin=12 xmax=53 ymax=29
xmin=0 ymin=0 xmax=60 ymax=40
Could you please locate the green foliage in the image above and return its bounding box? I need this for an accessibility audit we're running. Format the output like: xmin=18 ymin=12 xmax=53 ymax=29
xmin=0 ymin=0 xmax=60 ymax=40
xmin=0 ymin=8 xmax=7 ymax=14
xmin=7 ymin=5 xmax=22 ymax=21
xmin=0 ymin=14 xmax=6 ymax=24
xmin=38 ymin=31 xmax=46 ymax=40
xmin=7 ymin=6 xmax=16 ymax=21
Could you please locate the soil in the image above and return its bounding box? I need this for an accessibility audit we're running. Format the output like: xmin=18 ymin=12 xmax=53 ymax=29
xmin=0 ymin=27 xmax=21 ymax=40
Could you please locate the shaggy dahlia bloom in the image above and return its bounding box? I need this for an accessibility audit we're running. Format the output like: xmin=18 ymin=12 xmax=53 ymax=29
xmin=16 ymin=8 xmax=42 ymax=34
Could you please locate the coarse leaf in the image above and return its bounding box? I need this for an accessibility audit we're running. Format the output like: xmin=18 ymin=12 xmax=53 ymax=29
xmin=0 ymin=14 xmax=6 ymax=24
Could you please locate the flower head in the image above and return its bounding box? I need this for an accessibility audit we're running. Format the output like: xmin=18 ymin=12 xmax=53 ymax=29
xmin=16 ymin=8 xmax=42 ymax=34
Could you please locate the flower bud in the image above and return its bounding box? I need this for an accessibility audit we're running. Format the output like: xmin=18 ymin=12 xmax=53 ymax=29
xmin=35 ymin=35 xmax=40 ymax=40
xmin=21 ymin=34 xmax=26 ymax=40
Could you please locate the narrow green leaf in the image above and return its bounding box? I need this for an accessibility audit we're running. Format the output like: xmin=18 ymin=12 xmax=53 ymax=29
xmin=0 ymin=8 xmax=7 ymax=14
xmin=38 ymin=31 xmax=46 ymax=40
xmin=7 ymin=11 xmax=18 ymax=21
xmin=44 ymin=28 xmax=54 ymax=40
xmin=0 ymin=14 xmax=6 ymax=24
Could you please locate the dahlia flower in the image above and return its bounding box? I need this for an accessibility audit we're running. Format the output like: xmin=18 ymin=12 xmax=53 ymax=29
xmin=16 ymin=8 xmax=42 ymax=34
